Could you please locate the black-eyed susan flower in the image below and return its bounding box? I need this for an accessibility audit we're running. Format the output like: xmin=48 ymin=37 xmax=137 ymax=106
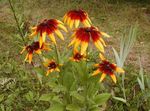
xmin=20 ymin=41 xmax=50 ymax=64
xmin=92 ymin=54 xmax=124 ymax=83
xmin=69 ymin=26 xmax=110 ymax=54
xmin=43 ymin=59 xmax=62 ymax=76
xmin=70 ymin=49 xmax=86 ymax=62
xmin=30 ymin=19 xmax=67 ymax=47
xmin=63 ymin=9 xmax=91 ymax=28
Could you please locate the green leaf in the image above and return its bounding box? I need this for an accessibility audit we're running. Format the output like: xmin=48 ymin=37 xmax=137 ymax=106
xmin=93 ymin=93 xmax=111 ymax=105
xmin=0 ymin=104 xmax=5 ymax=111
xmin=70 ymin=91 xmax=84 ymax=103
xmin=53 ymin=85 xmax=67 ymax=93
xmin=113 ymin=96 xmax=126 ymax=103
xmin=0 ymin=94 xmax=4 ymax=102
xmin=34 ymin=67 xmax=44 ymax=84
xmin=46 ymin=103 xmax=64 ymax=111
xmin=25 ymin=91 xmax=34 ymax=101
xmin=39 ymin=93 xmax=54 ymax=102
xmin=66 ymin=104 xmax=81 ymax=111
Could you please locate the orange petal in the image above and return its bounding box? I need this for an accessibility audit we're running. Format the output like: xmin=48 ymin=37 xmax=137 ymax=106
xmin=99 ymin=38 xmax=106 ymax=47
xmin=35 ymin=49 xmax=41 ymax=54
xmin=48 ymin=34 xmax=56 ymax=45
xmin=55 ymin=30 xmax=64 ymax=40
xmin=101 ymin=32 xmax=110 ymax=38
xmin=74 ymin=39 xmax=81 ymax=49
xmin=69 ymin=20 xmax=74 ymax=29
xmin=75 ymin=20 xmax=80 ymax=28
xmin=55 ymin=68 xmax=60 ymax=72
xmin=116 ymin=67 xmax=125 ymax=73
xmin=24 ymin=53 xmax=29 ymax=62
xmin=94 ymin=63 xmax=99 ymax=67
xmin=81 ymin=41 xmax=88 ymax=55
xmin=94 ymin=40 xmax=104 ymax=53
xmin=42 ymin=32 xmax=47 ymax=43
xmin=99 ymin=53 xmax=106 ymax=61
xmin=110 ymin=74 xmax=117 ymax=83
xmin=92 ymin=69 xmax=100 ymax=76
xmin=58 ymin=24 xmax=68 ymax=32
xmin=99 ymin=73 xmax=106 ymax=82
xmin=87 ymin=17 xmax=92 ymax=24
xmin=82 ymin=20 xmax=91 ymax=27
xmin=63 ymin=14 xmax=68 ymax=23
xmin=29 ymin=31 xmax=37 ymax=38
xmin=28 ymin=53 xmax=33 ymax=64
xmin=39 ymin=36 xmax=43 ymax=48
xmin=20 ymin=47 xmax=26 ymax=54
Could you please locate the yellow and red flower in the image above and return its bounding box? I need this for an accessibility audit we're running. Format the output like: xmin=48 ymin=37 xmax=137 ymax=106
xmin=69 ymin=26 xmax=110 ymax=54
xmin=92 ymin=54 xmax=124 ymax=83
xmin=63 ymin=9 xmax=91 ymax=28
xmin=20 ymin=41 xmax=50 ymax=64
xmin=43 ymin=59 xmax=62 ymax=76
xmin=70 ymin=49 xmax=86 ymax=62
xmin=30 ymin=19 xmax=67 ymax=47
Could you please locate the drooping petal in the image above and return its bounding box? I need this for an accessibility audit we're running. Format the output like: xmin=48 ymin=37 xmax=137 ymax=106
xmin=55 ymin=30 xmax=64 ymax=40
xmin=75 ymin=20 xmax=80 ymax=28
xmin=99 ymin=73 xmax=106 ymax=82
xmin=116 ymin=67 xmax=125 ymax=73
xmin=99 ymin=53 xmax=106 ymax=61
xmin=92 ymin=69 xmax=100 ymax=76
xmin=35 ymin=49 xmax=42 ymax=54
xmin=24 ymin=53 xmax=29 ymax=62
xmin=55 ymin=68 xmax=60 ymax=72
xmin=42 ymin=32 xmax=47 ymax=43
xmin=48 ymin=34 xmax=56 ymax=44
xmin=110 ymin=74 xmax=117 ymax=83
xmin=63 ymin=14 xmax=68 ymax=23
xmin=39 ymin=36 xmax=43 ymax=48
xmin=81 ymin=41 xmax=88 ymax=54
xmin=68 ymin=38 xmax=76 ymax=47
xmin=94 ymin=40 xmax=104 ymax=53
xmin=28 ymin=53 xmax=33 ymax=64
xmin=82 ymin=20 xmax=91 ymax=27
xmin=74 ymin=39 xmax=81 ymax=49
xmin=101 ymin=32 xmax=110 ymax=38
xmin=99 ymin=38 xmax=106 ymax=47
xmin=20 ymin=47 xmax=26 ymax=54
xmin=69 ymin=20 xmax=74 ymax=29
xmin=58 ymin=24 xmax=68 ymax=32
xmin=29 ymin=31 xmax=37 ymax=37
xmin=94 ymin=64 xmax=100 ymax=67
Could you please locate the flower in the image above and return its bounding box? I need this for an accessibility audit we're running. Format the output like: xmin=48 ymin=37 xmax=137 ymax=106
xmin=43 ymin=59 xmax=62 ymax=76
xmin=70 ymin=49 xmax=86 ymax=62
xmin=30 ymin=19 xmax=67 ymax=47
xmin=20 ymin=41 xmax=50 ymax=64
xmin=92 ymin=54 xmax=124 ymax=83
xmin=68 ymin=26 xmax=110 ymax=54
xmin=63 ymin=9 xmax=91 ymax=28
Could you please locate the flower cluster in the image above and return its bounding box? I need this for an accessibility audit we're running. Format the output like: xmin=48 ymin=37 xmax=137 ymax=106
xmin=20 ymin=9 xmax=124 ymax=83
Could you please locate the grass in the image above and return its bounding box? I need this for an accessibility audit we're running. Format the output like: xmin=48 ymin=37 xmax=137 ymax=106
xmin=0 ymin=0 xmax=150 ymax=110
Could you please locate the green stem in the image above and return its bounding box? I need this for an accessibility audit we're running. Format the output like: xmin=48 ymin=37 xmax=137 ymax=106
xmin=8 ymin=0 xmax=26 ymax=45
xmin=54 ymin=44 xmax=60 ymax=63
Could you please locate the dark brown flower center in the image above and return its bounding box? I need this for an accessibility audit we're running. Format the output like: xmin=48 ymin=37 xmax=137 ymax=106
xmin=26 ymin=42 xmax=40 ymax=53
xmin=48 ymin=62 xmax=57 ymax=69
xmin=74 ymin=53 xmax=83 ymax=60
xmin=85 ymin=28 xmax=91 ymax=32
xmin=100 ymin=61 xmax=116 ymax=74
